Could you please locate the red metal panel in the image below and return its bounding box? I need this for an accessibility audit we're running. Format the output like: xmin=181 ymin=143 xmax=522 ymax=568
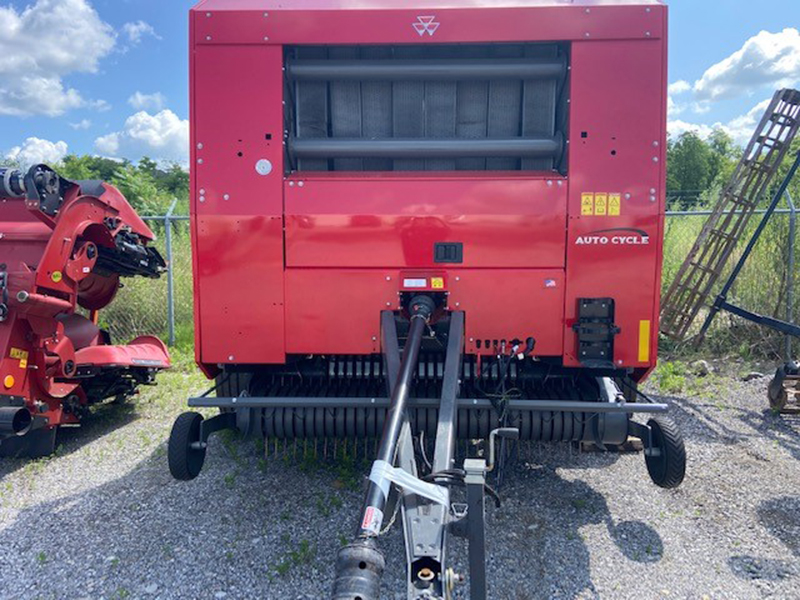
xmin=195 ymin=216 xmax=284 ymax=363
xmin=285 ymin=268 xmax=564 ymax=356
xmin=449 ymin=269 xmax=565 ymax=356
xmin=191 ymin=44 xmax=286 ymax=365
xmin=285 ymin=176 xmax=567 ymax=269
xmin=193 ymin=3 xmax=664 ymax=45
xmin=563 ymin=38 xmax=667 ymax=370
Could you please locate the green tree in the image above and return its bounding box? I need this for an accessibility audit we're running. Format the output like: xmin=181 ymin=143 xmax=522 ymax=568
xmin=667 ymin=131 xmax=713 ymax=193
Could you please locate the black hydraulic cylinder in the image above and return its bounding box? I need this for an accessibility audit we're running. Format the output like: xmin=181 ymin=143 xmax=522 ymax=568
xmin=289 ymin=135 xmax=563 ymax=160
xmin=287 ymin=57 xmax=567 ymax=81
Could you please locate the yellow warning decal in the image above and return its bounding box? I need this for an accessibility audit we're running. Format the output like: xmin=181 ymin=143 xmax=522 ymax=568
xmin=594 ymin=193 xmax=608 ymax=216
xmin=638 ymin=320 xmax=651 ymax=363
xmin=581 ymin=193 xmax=595 ymax=216
xmin=51 ymin=271 xmax=63 ymax=283
xmin=609 ymin=193 xmax=622 ymax=216
xmin=431 ymin=277 xmax=445 ymax=290
xmin=10 ymin=348 xmax=28 ymax=369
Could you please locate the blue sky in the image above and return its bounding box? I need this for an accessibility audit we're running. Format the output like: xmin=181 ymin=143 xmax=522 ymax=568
xmin=1 ymin=0 xmax=799 ymax=167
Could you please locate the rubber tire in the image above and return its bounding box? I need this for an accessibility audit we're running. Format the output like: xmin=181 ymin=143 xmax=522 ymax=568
xmin=168 ymin=412 xmax=206 ymax=481
xmin=645 ymin=417 xmax=686 ymax=489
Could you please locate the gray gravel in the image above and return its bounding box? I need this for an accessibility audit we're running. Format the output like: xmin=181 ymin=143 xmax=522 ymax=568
xmin=1 ymin=366 xmax=800 ymax=599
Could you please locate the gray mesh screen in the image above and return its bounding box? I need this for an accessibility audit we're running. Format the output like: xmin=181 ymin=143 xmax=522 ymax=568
xmin=287 ymin=43 xmax=569 ymax=172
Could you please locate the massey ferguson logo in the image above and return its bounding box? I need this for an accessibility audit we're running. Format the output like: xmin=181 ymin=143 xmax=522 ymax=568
xmin=413 ymin=15 xmax=440 ymax=36
xmin=575 ymin=228 xmax=651 ymax=246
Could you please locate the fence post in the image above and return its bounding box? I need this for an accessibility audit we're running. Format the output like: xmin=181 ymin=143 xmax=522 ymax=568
xmin=165 ymin=199 xmax=178 ymax=347
xmin=786 ymin=191 xmax=796 ymax=361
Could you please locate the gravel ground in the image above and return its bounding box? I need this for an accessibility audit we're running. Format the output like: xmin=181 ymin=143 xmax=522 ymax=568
xmin=1 ymin=360 xmax=799 ymax=600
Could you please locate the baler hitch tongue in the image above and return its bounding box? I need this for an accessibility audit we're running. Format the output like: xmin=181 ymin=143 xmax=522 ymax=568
xmin=332 ymin=296 xmax=435 ymax=599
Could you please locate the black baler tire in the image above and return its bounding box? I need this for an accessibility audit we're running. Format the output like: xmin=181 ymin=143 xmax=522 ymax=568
xmin=645 ymin=417 xmax=686 ymax=489
xmin=168 ymin=412 xmax=206 ymax=481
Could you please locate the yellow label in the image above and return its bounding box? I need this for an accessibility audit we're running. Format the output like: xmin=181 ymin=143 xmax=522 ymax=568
xmin=609 ymin=193 xmax=622 ymax=216
xmin=51 ymin=271 xmax=63 ymax=283
xmin=594 ymin=193 xmax=608 ymax=216
xmin=19 ymin=358 xmax=28 ymax=369
xmin=638 ymin=320 xmax=651 ymax=363
xmin=10 ymin=348 xmax=28 ymax=361
xmin=431 ymin=277 xmax=445 ymax=290
xmin=581 ymin=193 xmax=595 ymax=216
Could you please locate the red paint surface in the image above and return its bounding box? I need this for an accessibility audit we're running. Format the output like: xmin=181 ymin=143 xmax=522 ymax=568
xmin=190 ymin=0 xmax=669 ymax=380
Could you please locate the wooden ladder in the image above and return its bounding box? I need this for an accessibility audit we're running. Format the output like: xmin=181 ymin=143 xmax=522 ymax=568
xmin=660 ymin=89 xmax=800 ymax=340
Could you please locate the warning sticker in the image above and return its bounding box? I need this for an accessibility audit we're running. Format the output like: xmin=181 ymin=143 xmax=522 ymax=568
xmin=594 ymin=193 xmax=608 ymax=216
xmin=361 ymin=506 xmax=384 ymax=536
xmin=609 ymin=193 xmax=622 ymax=216
xmin=10 ymin=348 xmax=28 ymax=369
xmin=51 ymin=271 xmax=63 ymax=283
xmin=431 ymin=277 xmax=444 ymax=290
xmin=581 ymin=193 xmax=594 ymax=216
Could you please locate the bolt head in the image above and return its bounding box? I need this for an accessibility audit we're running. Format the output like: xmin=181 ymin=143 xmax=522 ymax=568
xmin=197 ymin=158 xmax=204 ymax=164
xmin=223 ymin=194 xmax=230 ymax=201
xmin=228 ymin=355 xmax=234 ymax=361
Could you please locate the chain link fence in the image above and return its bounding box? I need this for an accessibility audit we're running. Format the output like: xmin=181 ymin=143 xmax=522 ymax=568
xmin=104 ymin=198 xmax=799 ymax=359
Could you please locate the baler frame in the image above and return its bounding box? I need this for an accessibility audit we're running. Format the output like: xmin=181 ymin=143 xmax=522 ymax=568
xmin=172 ymin=306 xmax=681 ymax=599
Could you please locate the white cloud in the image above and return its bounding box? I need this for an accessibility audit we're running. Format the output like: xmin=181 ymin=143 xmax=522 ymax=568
xmin=668 ymin=98 xmax=774 ymax=146
xmin=128 ymin=91 xmax=166 ymax=112
xmin=5 ymin=137 xmax=69 ymax=169
xmin=668 ymin=96 xmax=684 ymax=118
xmin=95 ymin=110 xmax=189 ymax=165
xmin=725 ymin=99 xmax=773 ymax=146
xmin=667 ymin=120 xmax=716 ymax=140
xmin=0 ymin=0 xmax=115 ymax=117
xmin=122 ymin=20 xmax=160 ymax=44
xmin=69 ymin=119 xmax=92 ymax=130
xmin=694 ymin=28 xmax=800 ymax=101
xmin=669 ymin=80 xmax=691 ymax=95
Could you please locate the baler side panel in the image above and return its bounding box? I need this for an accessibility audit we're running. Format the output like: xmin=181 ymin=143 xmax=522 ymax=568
xmin=192 ymin=43 xmax=286 ymax=365
xmin=563 ymin=39 xmax=667 ymax=370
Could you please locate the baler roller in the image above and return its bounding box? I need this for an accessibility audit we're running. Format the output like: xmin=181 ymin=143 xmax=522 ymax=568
xmin=256 ymin=405 xmax=629 ymax=444
xmin=287 ymin=56 xmax=567 ymax=81
xmin=289 ymin=135 xmax=564 ymax=160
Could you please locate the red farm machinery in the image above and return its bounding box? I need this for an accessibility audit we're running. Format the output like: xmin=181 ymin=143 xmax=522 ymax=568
xmin=170 ymin=1 xmax=685 ymax=598
xmin=0 ymin=164 xmax=170 ymax=457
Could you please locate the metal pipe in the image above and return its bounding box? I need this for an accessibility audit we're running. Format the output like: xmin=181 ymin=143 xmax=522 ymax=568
xmin=0 ymin=407 xmax=32 ymax=436
xmin=786 ymin=191 xmax=796 ymax=360
xmin=190 ymin=396 xmax=670 ymax=414
xmin=287 ymin=57 xmax=567 ymax=82
xmin=358 ymin=300 xmax=431 ymax=537
xmin=289 ymin=135 xmax=563 ymax=160
xmin=164 ymin=198 xmax=178 ymax=347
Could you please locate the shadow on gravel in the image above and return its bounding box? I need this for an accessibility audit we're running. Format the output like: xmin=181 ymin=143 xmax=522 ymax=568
xmin=0 ymin=400 xmax=139 ymax=479
xmin=738 ymin=411 xmax=800 ymax=461
xmin=492 ymin=460 xmax=664 ymax=599
xmin=728 ymin=495 xmax=800 ymax=582
xmin=663 ymin=396 xmax=751 ymax=446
